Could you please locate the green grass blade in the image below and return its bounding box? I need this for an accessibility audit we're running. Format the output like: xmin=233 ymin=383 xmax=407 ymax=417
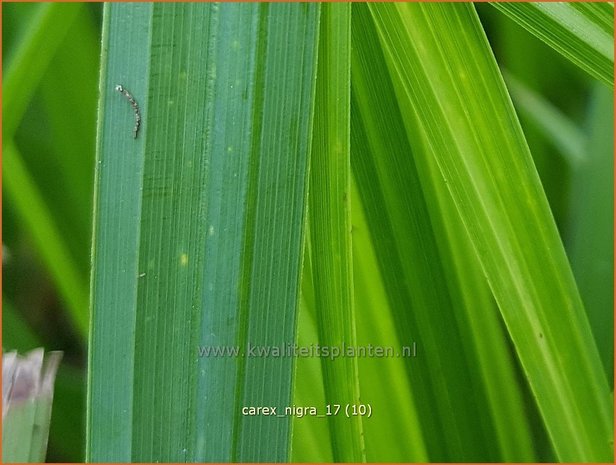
xmin=504 ymin=71 xmax=586 ymax=167
xmin=3 ymin=3 xmax=98 ymax=348
xmin=491 ymin=2 xmax=614 ymax=87
xmin=308 ymin=4 xmax=364 ymax=462
xmin=352 ymin=7 xmax=536 ymax=460
xmin=37 ymin=8 xmax=99 ymax=272
xmin=350 ymin=180 xmax=428 ymax=462
xmin=292 ymin=260 xmax=334 ymax=463
xmin=2 ymin=2 xmax=92 ymax=340
xmin=352 ymin=6 xmax=505 ymax=460
xmin=2 ymin=3 xmax=82 ymax=140
xmin=412 ymin=119 xmax=538 ymax=462
xmin=86 ymin=4 xmax=147 ymax=459
xmin=297 ymin=185 xmax=427 ymax=462
xmin=369 ymin=3 xmax=613 ymax=461
xmin=2 ymin=143 xmax=88 ymax=334
xmin=216 ymin=5 xmax=319 ymax=460
xmin=88 ymin=3 xmax=319 ymax=461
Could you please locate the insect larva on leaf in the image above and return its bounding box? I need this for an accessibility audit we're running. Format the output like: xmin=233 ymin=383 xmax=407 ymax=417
xmin=115 ymin=84 xmax=141 ymax=139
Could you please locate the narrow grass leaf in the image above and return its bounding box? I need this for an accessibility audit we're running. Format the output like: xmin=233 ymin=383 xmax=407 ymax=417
xmin=491 ymin=2 xmax=614 ymax=87
xmin=410 ymin=115 xmax=538 ymax=462
xmin=308 ymin=4 xmax=364 ymax=462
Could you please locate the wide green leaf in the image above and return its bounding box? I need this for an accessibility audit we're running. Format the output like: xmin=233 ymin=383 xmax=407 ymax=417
xmin=88 ymin=3 xmax=319 ymax=461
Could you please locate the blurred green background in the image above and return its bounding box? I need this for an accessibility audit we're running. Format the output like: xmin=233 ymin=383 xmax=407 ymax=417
xmin=2 ymin=3 xmax=612 ymax=462
xmin=3 ymin=3 xmax=101 ymax=461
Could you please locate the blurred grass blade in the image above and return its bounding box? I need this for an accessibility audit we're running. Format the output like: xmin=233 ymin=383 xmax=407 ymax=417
xmin=3 ymin=3 xmax=82 ymax=139
xmin=309 ymin=3 xmax=365 ymax=462
xmin=369 ymin=3 xmax=612 ymax=461
xmin=504 ymin=71 xmax=586 ymax=167
xmin=88 ymin=3 xmax=319 ymax=461
xmin=2 ymin=349 xmax=62 ymax=463
xmin=568 ymin=84 xmax=614 ymax=386
xmin=491 ymin=2 xmax=614 ymax=87
xmin=2 ymin=2 xmax=90 ymax=339
xmin=3 ymin=143 xmax=89 ymax=334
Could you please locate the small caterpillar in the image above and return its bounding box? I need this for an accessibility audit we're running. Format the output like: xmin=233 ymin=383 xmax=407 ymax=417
xmin=115 ymin=84 xmax=141 ymax=138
